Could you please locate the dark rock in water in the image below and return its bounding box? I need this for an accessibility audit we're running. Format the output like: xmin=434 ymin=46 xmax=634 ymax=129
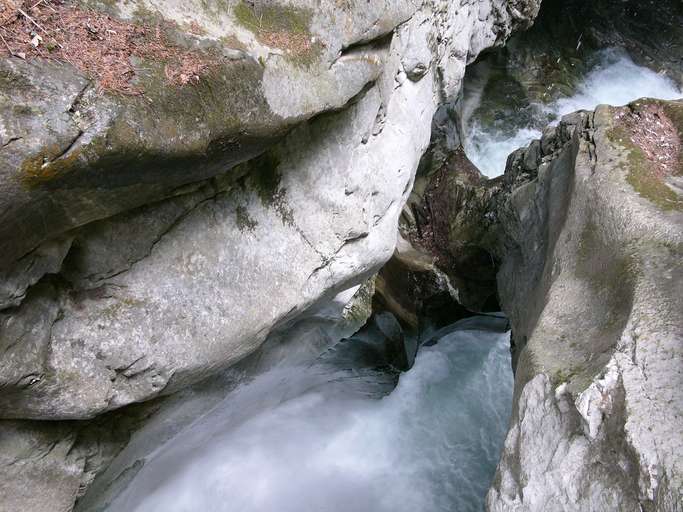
xmin=400 ymin=148 xmax=503 ymax=314
xmin=373 ymin=232 xmax=472 ymax=333
xmin=468 ymin=0 xmax=683 ymax=110
xmin=422 ymin=314 xmax=510 ymax=347
xmin=374 ymin=311 xmax=417 ymax=371
xmin=327 ymin=311 xmax=417 ymax=375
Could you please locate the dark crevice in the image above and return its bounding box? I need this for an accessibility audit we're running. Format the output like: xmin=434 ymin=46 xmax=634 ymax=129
xmin=335 ymin=31 xmax=394 ymax=67
xmin=49 ymin=130 xmax=85 ymax=163
xmin=1 ymin=136 xmax=22 ymax=149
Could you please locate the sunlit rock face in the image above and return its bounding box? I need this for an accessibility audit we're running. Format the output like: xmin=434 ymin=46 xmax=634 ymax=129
xmin=0 ymin=1 xmax=541 ymax=510
xmin=488 ymin=99 xmax=683 ymax=511
xmin=0 ymin=0 xmax=539 ymax=421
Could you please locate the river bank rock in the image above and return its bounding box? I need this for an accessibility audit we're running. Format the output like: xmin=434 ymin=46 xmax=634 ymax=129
xmin=0 ymin=0 xmax=540 ymax=422
xmin=403 ymin=147 xmax=502 ymax=312
xmin=487 ymin=98 xmax=683 ymax=511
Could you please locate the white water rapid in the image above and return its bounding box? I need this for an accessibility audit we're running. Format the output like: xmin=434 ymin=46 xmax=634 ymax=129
xmin=463 ymin=49 xmax=683 ymax=177
xmin=103 ymin=318 xmax=513 ymax=512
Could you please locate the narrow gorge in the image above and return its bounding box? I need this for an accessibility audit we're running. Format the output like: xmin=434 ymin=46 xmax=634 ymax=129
xmin=0 ymin=1 xmax=681 ymax=511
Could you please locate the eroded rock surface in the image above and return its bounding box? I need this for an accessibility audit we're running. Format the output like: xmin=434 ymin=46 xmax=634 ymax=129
xmin=487 ymin=99 xmax=683 ymax=511
xmin=0 ymin=0 xmax=541 ymax=510
xmin=404 ymin=147 xmax=501 ymax=312
xmin=0 ymin=2 xmax=538 ymax=419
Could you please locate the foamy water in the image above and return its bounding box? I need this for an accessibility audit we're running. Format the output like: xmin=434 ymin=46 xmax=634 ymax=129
xmin=464 ymin=49 xmax=683 ymax=177
xmin=104 ymin=322 xmax=513 ymax=512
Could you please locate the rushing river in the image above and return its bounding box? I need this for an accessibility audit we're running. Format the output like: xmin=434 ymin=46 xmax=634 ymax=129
xmin=463 ymin=49 xmax=683 ymax=177
xmin=103 ymin=317 xmax=513 ymax=512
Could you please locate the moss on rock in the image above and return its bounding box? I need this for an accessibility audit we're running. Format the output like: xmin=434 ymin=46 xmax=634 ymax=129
xmin=233 ymin=1 xmax=312 ymax=36
xmin=608 ymin=125 xmax=683 ymax=212
xmin=233 ymin=0 xmax=322 ymax=66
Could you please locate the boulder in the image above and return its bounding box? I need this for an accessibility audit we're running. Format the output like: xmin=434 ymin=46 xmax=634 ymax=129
xmin=404 ymin=147 xmax=502 ymax=312
xmin=1 ymin=0 xmax=413 ymax=279
xmin=0 ymin=0 xmax=541 ymax=422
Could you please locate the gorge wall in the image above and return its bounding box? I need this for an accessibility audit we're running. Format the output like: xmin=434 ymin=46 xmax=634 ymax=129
xmin=390 ymin=0 xmax=683 ymax=509
xmin=0 ymin=1 xmax=541 ymax=510
xmin=488 ymin=99 xmax=683 ymax=511
xmin=1 ymin=0 xmax=682 ymax=511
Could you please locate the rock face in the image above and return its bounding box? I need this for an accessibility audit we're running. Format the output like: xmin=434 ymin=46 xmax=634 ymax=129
xmin=487 ymin=99 xmax=683 ymax=511
xmin=0 ymin=0 xmax=541 ymax=510
xmin=404 ymin=147 xmax=501 ymax=312
xmin=0 ymin=0 xmax=540 ymax=421
xmin=0 ymin=421 xmax=85 ymax=512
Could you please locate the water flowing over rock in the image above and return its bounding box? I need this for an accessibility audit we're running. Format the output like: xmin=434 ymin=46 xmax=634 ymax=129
xmin=487 ymin=99 xmax=683 ymax=511
xmin=83 ymin=316 xmax=515 ymax=512
xmin=3 ymin=0 xmax=681 ymax=511
xmin=459 ymin=0 xmax=683 ymax=178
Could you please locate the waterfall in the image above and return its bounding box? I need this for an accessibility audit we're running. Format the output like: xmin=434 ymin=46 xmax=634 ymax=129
xmin=103 ymin=318 xmax=514 ymax=512
xmin=463 ymin=48 xmax=683 ymax=177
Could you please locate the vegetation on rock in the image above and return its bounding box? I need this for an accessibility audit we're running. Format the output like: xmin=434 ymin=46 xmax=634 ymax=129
xmin=0 ymin=0 xmax=223 ymax=93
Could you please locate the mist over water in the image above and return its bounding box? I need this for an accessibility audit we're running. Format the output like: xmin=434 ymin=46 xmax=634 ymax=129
xmin=106 ymin=323 xmax=513 ymax=512
xmin=464 ymin=49 xmax=683 ymax=177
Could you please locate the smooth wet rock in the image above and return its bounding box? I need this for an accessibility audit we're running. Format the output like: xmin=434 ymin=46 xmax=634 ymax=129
xmin=0 ymin=0 xmax=540 ymax=422
xmin=0 ymin=0 xmax=416 ymax=269
xmin=0 ymin=421 xmax=84 ymax=512
xmin=403 ymin=148 xmax=502 ymax=312
xmin=373 ymin=232 xmax=470 ymax=332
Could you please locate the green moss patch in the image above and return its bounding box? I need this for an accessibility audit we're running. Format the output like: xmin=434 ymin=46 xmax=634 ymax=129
xmin=608 ymin=122 xmax=683 ymax=212
xmin=234 ymin=1 xmax=311 ymax=35
xmin=626 ymin=157 xmax=683 ymax=212
xmin=233 ymin=1 xmax=321 ymax=66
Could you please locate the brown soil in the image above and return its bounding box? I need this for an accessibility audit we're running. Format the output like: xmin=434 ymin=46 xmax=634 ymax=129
xmin=614 ymin=102 xmax=681 ymax=178
xmin=258 ymin=30 xmax=311 ymax=55
xmin=0 ymin=0 xmax=222 ymax=94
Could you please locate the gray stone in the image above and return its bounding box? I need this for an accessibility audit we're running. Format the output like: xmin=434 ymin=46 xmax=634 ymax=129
xmin=0 ymin=236 xmax=72 ymax=309
xmin=0 ymin=421 xmax=84 ymax=512
xmin=0 ymin=0 xmax=541 ymax=422
xmin=0 ymin=0 xmax=415 ymax=270
xmin=487 ymin=99 xmax=683 ymax=511
xmin=0 ymin=0 xmax=542 ymax=509
xmin=403 ymin=148 xmax=502 ymax=312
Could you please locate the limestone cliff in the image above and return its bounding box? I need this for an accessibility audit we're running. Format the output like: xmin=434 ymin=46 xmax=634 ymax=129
xmin=488 ymin=99 xmax=683 ymax=511
xmin=0 ymin=1 xmax=541 ymax=510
